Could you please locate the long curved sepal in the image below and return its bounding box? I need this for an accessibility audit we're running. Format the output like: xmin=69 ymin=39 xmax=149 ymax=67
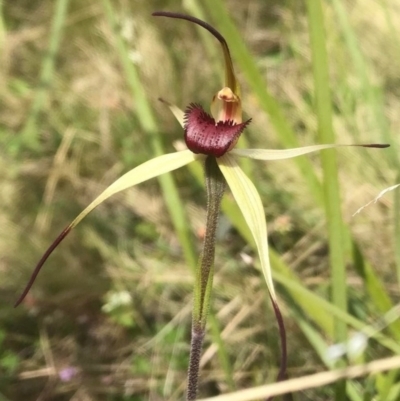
xmin=15 ymin=150 xmax=197 ymax=307
xmin=230 ymin=143 xmax=389 ymax=160
xmin=217 ymin=153 xmax=287 ymax=382
xmin=217 ymin=154 xmax=276 ymax=298
xmin=158 ymin=98 xmax=185 ymax=128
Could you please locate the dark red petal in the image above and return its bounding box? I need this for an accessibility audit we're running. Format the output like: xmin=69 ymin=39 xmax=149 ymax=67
xmin=184 ymin=104 xmax=251 ymax=157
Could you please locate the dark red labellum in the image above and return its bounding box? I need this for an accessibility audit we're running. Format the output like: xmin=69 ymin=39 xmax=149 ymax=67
xmin=183 ymin=104 xmax=251 ymax=157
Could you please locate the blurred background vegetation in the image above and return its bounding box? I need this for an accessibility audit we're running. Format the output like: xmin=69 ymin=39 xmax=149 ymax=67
xmin=1 ymin=0 xmax=400 ymax=400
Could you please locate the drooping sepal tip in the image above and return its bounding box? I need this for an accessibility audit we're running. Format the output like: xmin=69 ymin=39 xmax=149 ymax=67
xmin=271 ymin=297 xmax=287 ymax=383
xmin=15 ymin=150 xmax=198 ymax=307
xmin=14 ymin=225 xmax=73 ymax=307
xmin=360 ymin=144 xmax=390 ymax=148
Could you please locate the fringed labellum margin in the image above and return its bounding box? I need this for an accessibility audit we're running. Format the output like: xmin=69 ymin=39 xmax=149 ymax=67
xmin=184 ymin=103 xmax=251 ymax=157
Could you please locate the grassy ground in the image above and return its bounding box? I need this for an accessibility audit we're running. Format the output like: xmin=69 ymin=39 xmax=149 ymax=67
xmin=1 ymin=0 xmax=400 ymax=400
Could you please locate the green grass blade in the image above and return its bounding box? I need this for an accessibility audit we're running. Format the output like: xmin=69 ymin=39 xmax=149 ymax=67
xmin=305 ymin=2 xmax=347 ymax=397
xmin=380 ymin=0 xmax=400 ymax=57
xmin=376 ymin=369 xmax=399 ymax=401
xmin=395 ymin=179 xmax=400 ymax=286
xmin=331 ymin=0 xmax=399 ymax=168
xmin=293 ymin=313 xmax=362 ymax=401
xmin=352 ymin=242 xmax=400 ymax=340
xmin=270 ymin=250 xmax=334 ymax=335
xmin=273 ymin=270 xmax=400 ymax=355
xmin=0 ymin=0 xmax=5 ymax=54
xmin=386 ymin=381 xmax=400 ymax=401
xmin=318 ymin=0 xmax=400 ymax=343
xmin=209 ymin=310 xmax=236 ymax=391
xmin=21 ymin=0 xmax=70 ymax=149
xmin=182 ymin=0 xmax=221 ymax=82
xmin=101 ymin=0 xmax=197 ymax=270
xmin=305 ymin=0 xmax=347 ymax=345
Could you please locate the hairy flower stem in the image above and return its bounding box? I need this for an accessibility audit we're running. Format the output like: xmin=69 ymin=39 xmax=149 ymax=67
xmin=187 ymin=327 xmax=205 ymax=401
xmin=187 ymin=156 xmax=226 ymax=401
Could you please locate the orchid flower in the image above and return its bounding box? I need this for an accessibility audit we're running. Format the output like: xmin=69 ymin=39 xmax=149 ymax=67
xmin=15 ymin=11 xmax=389 ymax=401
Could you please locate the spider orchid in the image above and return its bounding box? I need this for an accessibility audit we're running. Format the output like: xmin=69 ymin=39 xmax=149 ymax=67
xmin=16 ymin=10 xmax=388 ymax=401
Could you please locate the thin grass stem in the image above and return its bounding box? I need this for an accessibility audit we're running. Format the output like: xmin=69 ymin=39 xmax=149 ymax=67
xmin=394 ymin=173 xmax=400 ymax=286
xmin=331 ymin=0 xmax=398 ymax=168
xmin=305 ymin=3 xmax=347 ymax=399
xmin=209 ymin=310 xmax=236 ymax=392
xmin=101 ymin=0 xmax=197 ymax=270
xmin=21 ymin=0 xmax=70 ymax=149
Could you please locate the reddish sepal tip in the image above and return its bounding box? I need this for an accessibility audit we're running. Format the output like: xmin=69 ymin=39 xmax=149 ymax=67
xmin=14 ymin=225 xmax=72 ymax=307
xmin=183 ymin=103 xmax=251 ymax=157
xmin=362 ymin=144 xmax=390 ymax=148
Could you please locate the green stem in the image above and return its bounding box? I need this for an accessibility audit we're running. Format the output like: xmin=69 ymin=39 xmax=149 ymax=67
xmin=194 ymin=156 xmax=226 ymax=327
xmin=189 ymin=156 xmax=225 ymax=400
xmin=394 ymin=172 xmax=400 ymax=286
xmin=187 ymin=327 xmax=205 ymax=401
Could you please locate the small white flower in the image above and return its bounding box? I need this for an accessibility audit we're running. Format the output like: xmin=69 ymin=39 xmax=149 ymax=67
xmin=326 ymin=343 xmax=347 ymax=362
xmin=347 ymin=332 xmax=368 ymax=360
xmin=102 ymin=290 xmax=132 ymax=313
xmin=325 ymin=332 xmax=368 ymax=362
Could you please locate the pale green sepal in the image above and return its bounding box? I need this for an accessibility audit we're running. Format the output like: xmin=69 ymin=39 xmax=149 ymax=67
xmin=217 ymin=154 xmax=276 ymax=299
xmin=158 ymin=98 xmax=184 ymax=127
xmin=69 ymin=150 xmax=196 ymax=228
xmin=231 ymin=144 xmax=357 ymax=160
xmin=167 ymin=103 xmax=185 ymax=128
